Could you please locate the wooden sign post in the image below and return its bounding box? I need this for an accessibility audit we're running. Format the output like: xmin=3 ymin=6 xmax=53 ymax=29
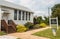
xmin=50 ymin=17 xmax=58 ymax=36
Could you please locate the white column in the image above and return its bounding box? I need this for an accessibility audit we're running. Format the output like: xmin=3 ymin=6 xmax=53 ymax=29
xmin=0 ymin=6 xmax=1 ymax=31
xmin=30 ymin=13 xmax=33 ymax=23
xmin=57 ymin=17 xmax=58 ymax=30
xmin=21 ymin=11 xmax=23 ymax=21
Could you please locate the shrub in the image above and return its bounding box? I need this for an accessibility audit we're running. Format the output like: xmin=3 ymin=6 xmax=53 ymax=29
xmin=40 ymin=23 xmax=47 ymax=28
xmin=16 ymin=24 xmax=27 ymax=32
xmin=33 ymin=24 xmax=40 ymax=29
xmin=24 ymin=22 xmax=34 ymax=29
xmin=0 ymin=31 xmax=6 ymax=36
xmin=16 ymin=38 xmax=20 ymax=39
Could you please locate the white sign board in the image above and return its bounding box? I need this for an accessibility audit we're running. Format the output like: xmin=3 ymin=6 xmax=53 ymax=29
xmin=49 ymin=17 xmax=58 ymax=36
xmin=50 ymin=17 xmax=58 ymax=29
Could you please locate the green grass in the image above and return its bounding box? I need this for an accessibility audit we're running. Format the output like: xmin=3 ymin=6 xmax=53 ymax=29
xmin=33 ymin=26 xmax=60 ymax=39
xmin=0 ymin=31 xmax=7 ymax=36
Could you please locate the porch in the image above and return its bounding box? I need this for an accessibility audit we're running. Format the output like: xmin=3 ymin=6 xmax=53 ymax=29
xmin=1 ymin=10 xmax=16 ymax=33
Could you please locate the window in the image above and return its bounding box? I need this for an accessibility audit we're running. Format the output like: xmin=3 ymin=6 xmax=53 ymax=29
xmin=14 ymin=10 xmax=17 ymax=20
xmin=26 ymin=12 xmax=28 ymax=20
xmin=29 ymin=13 xmax=30 ymax=20
xmin=19 ymin=10 xmax=21 ymax=20
xmin=22 ymin=11 xmax=24 ymax=20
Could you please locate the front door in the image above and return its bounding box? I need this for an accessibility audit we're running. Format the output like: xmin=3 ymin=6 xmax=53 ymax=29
xmin=2 ymin=13 xmax=9 ymax=23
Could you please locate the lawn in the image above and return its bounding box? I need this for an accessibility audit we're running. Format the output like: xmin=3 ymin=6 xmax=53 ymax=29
xmin=33 ymin=26 xmax=60 ymax=39
xmin=0 ymin=31 xmax=7 ymax=36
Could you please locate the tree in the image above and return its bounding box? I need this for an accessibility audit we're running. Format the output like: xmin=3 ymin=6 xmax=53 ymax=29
xmin=44 ymin=17 xmax=49 ymax=25
xmin=33 ymin=16 xmax=43 ymax=24
xmin=51 ymin=4 xmax=60 ymax=24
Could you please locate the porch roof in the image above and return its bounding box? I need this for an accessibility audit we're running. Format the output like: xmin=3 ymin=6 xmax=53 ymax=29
xmin=0 ymin=0 xmax=33 ymax=13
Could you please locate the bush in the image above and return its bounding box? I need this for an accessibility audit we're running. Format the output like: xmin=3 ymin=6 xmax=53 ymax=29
xmin=24 ymin=22 xmax=34 ymax=29
xmin=33 ymin=24 xmax=40 ymax=29
xmin=16 ymin=24 xmax=27 ymax=32
xmin=16 ymin=38 xmax=20 ymax=39
xmin=40 ymin=23 xmax=47 ymax=28
xmin=0 ymin=31 xmax=6 ymax=36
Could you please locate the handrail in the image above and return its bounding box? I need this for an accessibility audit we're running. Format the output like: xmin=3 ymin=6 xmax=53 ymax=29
xmin=1 ymin=20 xmax=8 ymax=33
xmin=1 ymin=20 xmax=16 ymax=33
xmin=8 ymin=20 xmax=16 ymax=32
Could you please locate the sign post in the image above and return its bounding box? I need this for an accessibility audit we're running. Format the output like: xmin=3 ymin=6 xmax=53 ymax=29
xmin=50 ymin=17 xmax=58 ymax=36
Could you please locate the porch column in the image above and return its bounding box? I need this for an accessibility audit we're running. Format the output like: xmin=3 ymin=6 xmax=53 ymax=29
xmin=0 ymin=6 xmax=1 ymax=31
xmin=30 ymin=13 xmax=33 ymax=23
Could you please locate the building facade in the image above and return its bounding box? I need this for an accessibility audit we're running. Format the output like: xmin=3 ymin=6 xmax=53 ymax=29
xmin=0 ymin=0 xmax=34 ymax=25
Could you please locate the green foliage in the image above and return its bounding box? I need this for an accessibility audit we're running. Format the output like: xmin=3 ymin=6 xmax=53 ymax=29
xmin=37 ymin=17 xmax=43 ymax=24
xmin=24 ymin=22 xmax=34 ymax=29
xmin=34 ymin=16 xmax=49 ymax=25
xmin=51 ymin=4 xmax=60 ymax=25
xmin=16 ymin=24 xmax=27 ymax=32
xmin=40 ymin=23 xmax=47 ymax=28
xmin=44 ymin=17 xmax=49 ymax=25
xmin=33 ymin=16 xmax=43 ymax=24
xmin=33 ymin=24 xmax=40 ymax=29
xmin=0 ymin=31 xmax=6 ymax=36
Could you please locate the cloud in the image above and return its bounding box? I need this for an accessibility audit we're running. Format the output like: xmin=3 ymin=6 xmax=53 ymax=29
xmin=5 ymin=0 xmax=20 ymax=4
xmin=5 ymin=0 xmax=60 ymax=16
xmin=5 ymin=0 xmax=15 ymax=2
xmin=34 ymin=11 xmax=48 ymax=16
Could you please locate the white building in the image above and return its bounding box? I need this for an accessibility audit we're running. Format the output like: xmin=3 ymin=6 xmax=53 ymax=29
xmin=0 ymin=0 xmax=34 ymax=33
xmin=0 ymin=0 xmax=33 ymax=33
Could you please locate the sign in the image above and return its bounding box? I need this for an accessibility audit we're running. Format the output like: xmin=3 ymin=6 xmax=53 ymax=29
xmin=51 ymin=19 xmax=57 ymax=24
xmin=50 ymin=17 xmax=58 ymax=36
xmin=50 ymin=17 xmax=58 ymax=29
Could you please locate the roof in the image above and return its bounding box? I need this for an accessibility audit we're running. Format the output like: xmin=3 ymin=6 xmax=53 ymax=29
xmin=0 ymin=0 xmax=33 ymax=12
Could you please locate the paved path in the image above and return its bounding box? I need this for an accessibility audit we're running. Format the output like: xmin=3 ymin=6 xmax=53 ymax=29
xmin=0 ymin=35 xmax=17 ymax=39
xmin=7 ymin=27 xmax=50 ymax=39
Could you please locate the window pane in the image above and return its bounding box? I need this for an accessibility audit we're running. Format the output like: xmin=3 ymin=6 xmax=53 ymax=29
xmin=29 ymin=13 xmax=30 ymax=20
xmin=22 ymin=11 xmax=24 ymax=20
xmin=26 ymin=12 xmax=28 ymax=20
xmin=14 ymin=10 xmax=17 ymax=20
xmin=19 ymin=10 xmax=21 ymax=20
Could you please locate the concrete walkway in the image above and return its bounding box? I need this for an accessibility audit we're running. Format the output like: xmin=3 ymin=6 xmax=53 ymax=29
xmin=7 ymin=27 xmax=50 ymax=39
xmin=0 ymin=35 xmax=17 ymax=39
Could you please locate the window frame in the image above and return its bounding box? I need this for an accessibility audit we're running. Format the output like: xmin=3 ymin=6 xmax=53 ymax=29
xmin=22 ymin=11 xmax=25 ymax=20
xmin=14 ymin=9 xmax=17 ymax=20
xmin=19 ymin=10 xmax=21 ymax=20
xmin=29 ymin=12 xmax=31 ymax=20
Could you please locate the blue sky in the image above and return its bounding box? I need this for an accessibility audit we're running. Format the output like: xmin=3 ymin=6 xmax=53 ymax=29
xmin=5 ymin=0 xmax=60 ymax=17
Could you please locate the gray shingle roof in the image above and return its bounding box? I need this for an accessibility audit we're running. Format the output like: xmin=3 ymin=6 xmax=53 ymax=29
xmin=0 ymin=0 xmax=33 ymax=12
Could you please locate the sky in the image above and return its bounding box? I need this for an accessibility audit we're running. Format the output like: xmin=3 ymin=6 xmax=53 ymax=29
xmin=5 ymin=0 xmax=60 ymax=17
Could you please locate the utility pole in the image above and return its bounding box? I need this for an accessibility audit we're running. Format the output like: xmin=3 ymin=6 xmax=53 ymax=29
xmin=48 ymin=7 xmax=51 ymax=28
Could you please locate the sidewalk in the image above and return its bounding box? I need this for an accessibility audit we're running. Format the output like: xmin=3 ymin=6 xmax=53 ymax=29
xmin=7 ymin=27 xmax=50 ymax=39
xmin=0 ymin=35 xmax=17 ymax=39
